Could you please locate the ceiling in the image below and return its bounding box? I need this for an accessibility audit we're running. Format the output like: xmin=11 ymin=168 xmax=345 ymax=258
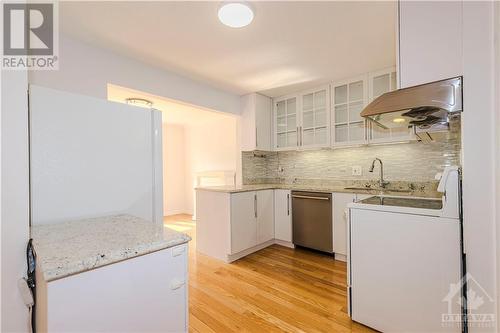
xmin=107 ymin=84 xmax=237 ymax=126
xmin=61 ymin=1 xmax=396 ymax=97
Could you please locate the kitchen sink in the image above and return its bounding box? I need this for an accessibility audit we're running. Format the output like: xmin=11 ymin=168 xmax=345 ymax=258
xmin=343 ymin=186 xmax=412 ymax=193
xmin=344 ymin=187 xmax=372 ymax=191
xmin=359 ymin=196 xmax=443 ymax=210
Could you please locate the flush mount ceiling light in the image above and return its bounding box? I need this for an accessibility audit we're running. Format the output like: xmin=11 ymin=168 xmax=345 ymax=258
xmin=393 ymin=117 xmax=406 ymax=123
xmin=125 ymin=97 xmax=153 ymax=108
xmin=218 ymin=2 xmax=254 ymax=28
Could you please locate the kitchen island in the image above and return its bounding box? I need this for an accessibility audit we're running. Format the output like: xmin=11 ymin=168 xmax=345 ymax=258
xmin=32 ymin=214 xmax=191 ymax=332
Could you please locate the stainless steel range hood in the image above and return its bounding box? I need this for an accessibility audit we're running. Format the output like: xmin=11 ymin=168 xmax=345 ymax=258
xmin=361 ymin=77 xmax=462 ymax=140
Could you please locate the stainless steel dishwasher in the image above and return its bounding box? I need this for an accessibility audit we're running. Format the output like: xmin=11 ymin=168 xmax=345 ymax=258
xmin=292 ymin=191 xmax=333 ymax=253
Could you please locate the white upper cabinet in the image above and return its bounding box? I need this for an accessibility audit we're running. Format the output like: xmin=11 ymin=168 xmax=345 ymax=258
xmin=367 ymin=67 xmax=415 ymax=143
xmin=241 ymin=93 xmax=272 ymax=151
xmin=331 ymin=76 xmax=368 ymax=147
xmin=274 ymin=85 xmax=330 ymax=151
xmin=299 ymin=85 xmax=330 ymax=148
xmin=398 ymin=1 xmax=463 ymax=88
xmin=274 ymin=95 xmax=299 ymax=150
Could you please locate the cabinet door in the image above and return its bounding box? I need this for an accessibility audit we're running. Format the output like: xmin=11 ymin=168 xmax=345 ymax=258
xmin=230 ymin=192 xmax=258 ymax=254
xmin=300 ymin=86 xmax=330 ymax=148
xmin=240 ymin=93 xmax=271 ymax=151
xmin=399 ymin=1 xmax=462 ymax=88
xmin=274 ymin=189 xmax=292 ymax=242
xmin=255 ymin=94 xmax=272 ymax=150
xmin=331 ymin=76 xmax=368 ymax=147
xmin=256 ymin=190 xmax=274 ymax=243
xmin=332 ymin=193 xmax=357 ymax=257
xmin=368 ymin=68 xmax=414 ymax=143
xmin=274 ymin=96 xmax=298 ymax=150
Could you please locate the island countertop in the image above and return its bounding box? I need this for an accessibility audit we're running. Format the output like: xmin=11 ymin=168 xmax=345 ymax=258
xmin=31 ymin=214 xmax=191 ymax=282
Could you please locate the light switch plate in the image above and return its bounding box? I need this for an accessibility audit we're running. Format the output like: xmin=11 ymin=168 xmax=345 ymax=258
xmin=352 ymin=166 xmax=362 ymax=176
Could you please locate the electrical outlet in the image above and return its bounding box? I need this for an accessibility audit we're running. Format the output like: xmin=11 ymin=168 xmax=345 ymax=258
xmin=352 ymin=166 xmax=362 ymax=176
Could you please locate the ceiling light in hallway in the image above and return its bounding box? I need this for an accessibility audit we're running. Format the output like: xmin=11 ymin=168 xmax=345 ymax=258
xmin=218 ymin=2 xmax=254 ymax=28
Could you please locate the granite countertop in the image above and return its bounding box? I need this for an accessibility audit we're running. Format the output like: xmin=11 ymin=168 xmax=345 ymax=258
xmin=196 ymin=183 xmax=441 ymax=198
xmin=31 ymin=214 xmax=191 ymax=282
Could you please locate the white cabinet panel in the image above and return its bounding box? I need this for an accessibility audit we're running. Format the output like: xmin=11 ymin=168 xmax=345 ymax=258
xmin=331 ymin=76 xmax=368 ymax=147
xmin=230 ymin=192 xmax=258 ymax=254
xmin=274 ymin=190 xmax=292 ymax=242
xmin=299 ymin=86 xmax=331 ymax=148
xmin=350 ymin=209 xmax=461 ymax=332
xmin=274 ymin=96 xmax=299 ymax=150
xmin=257 ymin=190 xmax=274 ymax=243
xmin=332 ymin=193 xmax=355 ymax=257
xmin=273 ymin=85 xmax=330 ymax=150
xmin=398 ymin=1 xmax=463 ymax=88
xmin=241 ymin=93 xmax=272 ymax=151
xmin=39 ymin=246 xmax=188 ymax=333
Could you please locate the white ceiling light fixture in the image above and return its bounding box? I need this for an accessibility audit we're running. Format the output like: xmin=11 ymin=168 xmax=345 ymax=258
xmin=125 ymin=97 xmax=153 ymax=108
xmin=218 ymin=2 xmax=254 ymax=28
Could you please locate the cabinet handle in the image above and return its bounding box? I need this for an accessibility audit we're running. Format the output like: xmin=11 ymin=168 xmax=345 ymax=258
xmin=255 ymin=127 xmax=258 ymax=148
xmin=300 ymin=126 xmax=303 ymax=146
xmin=296 ymin=127 xmax=299 ymax=146
xmin=254 ymin=194 xmax=257 ymax=218
xmin=287 ymin=193 xmax=290 ymax=216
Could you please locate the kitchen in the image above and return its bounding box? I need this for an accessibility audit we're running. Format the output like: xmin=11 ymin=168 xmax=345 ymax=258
xmin=1 ymin=1 xmax=499 ymax=333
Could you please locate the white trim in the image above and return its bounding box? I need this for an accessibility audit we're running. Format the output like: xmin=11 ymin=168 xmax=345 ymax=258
xmin=226 ymin=239 xmax=274 ymax=263
xmin=274 ymin=239 xmax=295 ymax=249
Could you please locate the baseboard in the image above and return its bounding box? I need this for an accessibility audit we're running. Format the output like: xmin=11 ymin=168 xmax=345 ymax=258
xmin=335 ymin=253 xmax=347 ymax=262
xmin=274 ymin=239 xmax=295 ymax=248
xmin=226 ymin=240 xmax=275 ymax=263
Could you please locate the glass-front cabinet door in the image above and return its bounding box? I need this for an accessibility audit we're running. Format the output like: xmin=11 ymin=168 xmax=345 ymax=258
xmin=300 ymin=86 xmax=330 ymax=148
xmin=274 ymin=96 xmax=298 ymax=150
xmin=368 ymin=67 xmax=415 ymax=143
xmin=331 ymin=76 xmax=368 ymax=147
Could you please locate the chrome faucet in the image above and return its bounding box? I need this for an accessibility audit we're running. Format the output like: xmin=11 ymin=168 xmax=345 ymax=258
xmin=369 ymin=158 xmax=389 ymax=188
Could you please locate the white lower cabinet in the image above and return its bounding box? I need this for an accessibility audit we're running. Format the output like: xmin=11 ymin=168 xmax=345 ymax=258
xmin=256 ymin=190 xmax=275 ymax=243
xmin=333 ymin=192 xmax=371 ymax=261
xmin=231 ymin=191 xmax=259 ymax=253
xmin=274 ymin=189 xmax=292 ymax=243
xmin=196 ymin=189 xmax=275 ymax=262
xmin=36 ymin=245 xmax=188 ymax=332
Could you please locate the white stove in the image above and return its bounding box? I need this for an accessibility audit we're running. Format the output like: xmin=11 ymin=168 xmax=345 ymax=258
xmin=347 ymin=166 xmax=464 ymax=332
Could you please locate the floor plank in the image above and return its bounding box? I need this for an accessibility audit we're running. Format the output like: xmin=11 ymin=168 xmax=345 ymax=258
xmin=164 ymin=214 xmax=376 ymax=333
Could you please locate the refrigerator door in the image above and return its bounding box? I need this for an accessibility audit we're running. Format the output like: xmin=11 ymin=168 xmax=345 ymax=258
xmin=349 ymin=208 xmax=462 ymax=332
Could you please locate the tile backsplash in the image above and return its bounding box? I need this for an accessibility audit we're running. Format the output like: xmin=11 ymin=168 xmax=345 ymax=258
xmin=242 ymin=139 xmax=461 ymax=184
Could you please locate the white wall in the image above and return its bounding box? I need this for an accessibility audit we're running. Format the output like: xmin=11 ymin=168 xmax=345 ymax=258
xmin=29 ymin=34 xmax=240 ymax=116
xmin=184 ymin=117 xmax=239 ymax=215
xmin=163 ymin=124 xmax=187 ymax=216
xmin=495 ymin=1 xmax=500 ymax=326
xmin=462 ymin=2 xmax=498 ymax=331
xmin=1 ymin=71 xmax=30 ymax=332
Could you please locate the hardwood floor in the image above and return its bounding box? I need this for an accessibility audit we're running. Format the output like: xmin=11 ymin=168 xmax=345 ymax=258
xmin=164 ymin=214 xmax=375 ymax=333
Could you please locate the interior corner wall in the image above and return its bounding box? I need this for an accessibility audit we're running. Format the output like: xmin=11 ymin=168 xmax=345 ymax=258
xmin=495 ymin=0 xmax=500 ymax=326
xmin=1 ymin=70 xmax=30 ymax=332
xmin=28 ymin=34 xmax=240 ymax=116
xmin=163 ymin=123 xmax=187 ymax=216
xmin=462 ymin=2 xmax=498 ymax=331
